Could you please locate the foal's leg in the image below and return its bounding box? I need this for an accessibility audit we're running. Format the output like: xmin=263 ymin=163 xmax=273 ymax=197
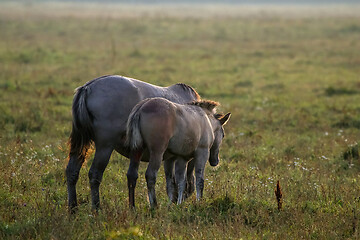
xmin=164 ymin=158 xmax=177 ymax=203
xmin=185 ymin=158 xmax=195 ymax=199
xmin=127 ymin=150 xmax=142 ymax=208
xmin=66 ymin=154 xmax=85 ymax=213
xmin=194 ymin=148 xmax=210 ymax=201
xmin=174 ymin=157 xmax=188 ymax=205
xmin=88 ymin=146 xmax=113 ymax=210
xmin=145 ymin=152 xmax=162 ymax=209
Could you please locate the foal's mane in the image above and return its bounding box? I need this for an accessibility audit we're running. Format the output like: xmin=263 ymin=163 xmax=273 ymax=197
xmin=188 ymin=100 xmax=220 ymax=112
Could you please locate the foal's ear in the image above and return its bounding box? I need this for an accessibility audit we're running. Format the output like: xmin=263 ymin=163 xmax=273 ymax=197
xmin=219 ymin=112 xmax=231 ymax=125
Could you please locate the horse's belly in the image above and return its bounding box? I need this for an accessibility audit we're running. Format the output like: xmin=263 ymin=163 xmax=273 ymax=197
xmin=167 ymin=139 xmax=195 ymax=159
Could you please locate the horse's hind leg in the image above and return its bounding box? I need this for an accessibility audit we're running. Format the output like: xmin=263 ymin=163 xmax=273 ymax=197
xmin=185 ymin=158 xmax=195 ymax=199
xmin=145 ymin=152 xmax=162 ymax=209
xmin=164 ymin=157 xmax=177 ymax=203
xmin=88 ymin=146 xmax=113 ymax=210
xmin=174 ymin=157 xmax=187 ymax=205
xmin=66 ymin=154 xmax=85 ymax=213
xmin=127 ymin=150 xmax=142 ymax=208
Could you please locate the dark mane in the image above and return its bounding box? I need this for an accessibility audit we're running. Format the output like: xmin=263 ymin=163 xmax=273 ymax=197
xmin=175 ymin=83 xmax=201 ymax=101
xmin=188 ymin=100 xmax=220 ymax=112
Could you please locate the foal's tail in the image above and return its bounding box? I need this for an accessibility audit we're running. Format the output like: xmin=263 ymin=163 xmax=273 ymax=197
xmin=126 ymin=99 xmax=150 ymax=150
xmin=69 ymin=85 xmax=94 ymax=160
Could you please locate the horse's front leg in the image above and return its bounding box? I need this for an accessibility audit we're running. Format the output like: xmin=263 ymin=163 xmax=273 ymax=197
xmin=145 ymin=153 xmax=162 ymax=209
xmin=194 ymin=148 xmax=210 ymax=201
xmin=88 ymin=146 xmax=113 ymax=211
xmin=127 ymin=150 xmax=142 ymax=208
xmin=164 ymin=157 xmax=177 ymax=203
xmin=174 ymin=157 xmax=188 ymax=205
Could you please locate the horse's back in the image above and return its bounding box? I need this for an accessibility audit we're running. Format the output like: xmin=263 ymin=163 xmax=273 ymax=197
xmin=86 ymin=76 xmax=159 ymax=123
xmin=85 ymin=76 xmax=169 ymax=121
xmin=83 ymin=75 xmax=198 ymax=127
xmin=84 ymin=77 xmax=135 ymax=136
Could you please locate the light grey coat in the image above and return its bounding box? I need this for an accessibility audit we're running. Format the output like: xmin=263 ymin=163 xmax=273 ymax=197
xmin=126 ymin=97 xmax=230 ymax=208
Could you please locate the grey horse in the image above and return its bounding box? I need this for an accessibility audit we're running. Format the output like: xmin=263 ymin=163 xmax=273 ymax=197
xmin=126 ymin=97 xmax=231 ymax=208
xmin=66 ymin=75 xmax=201 ymax=212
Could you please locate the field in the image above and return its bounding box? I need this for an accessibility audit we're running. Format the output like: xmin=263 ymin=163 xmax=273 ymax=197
xmin=1 ymin=2 xmax=360 ymax=239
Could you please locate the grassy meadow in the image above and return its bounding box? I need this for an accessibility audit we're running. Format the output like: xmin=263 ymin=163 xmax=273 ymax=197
xmin=1 ymin=2 xmax=360 ymax=239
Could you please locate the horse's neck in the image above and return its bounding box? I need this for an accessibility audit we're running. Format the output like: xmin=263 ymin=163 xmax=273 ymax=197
xmin=187 ymin=105 xmax=215 ymax=126
xmin=166 ymin=85 xmax=197 ymax=103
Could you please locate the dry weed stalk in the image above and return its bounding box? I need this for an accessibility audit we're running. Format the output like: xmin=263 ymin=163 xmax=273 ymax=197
xmin=274 ymin=180 xmax=283 ymax=210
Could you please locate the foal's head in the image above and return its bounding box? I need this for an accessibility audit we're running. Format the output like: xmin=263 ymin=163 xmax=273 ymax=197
xmin=209 ymin=112 xmax=231 ymax=166
xmin=189 ymin=100 xmax=231 ymax=166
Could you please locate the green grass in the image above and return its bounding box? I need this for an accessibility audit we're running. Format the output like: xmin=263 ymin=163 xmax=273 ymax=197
xmin=1 ymin=2 xmax=360 ymax=239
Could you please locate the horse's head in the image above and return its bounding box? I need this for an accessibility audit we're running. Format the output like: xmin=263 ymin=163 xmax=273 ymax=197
xmin=209 ymin=112 xmax=231 ymax=167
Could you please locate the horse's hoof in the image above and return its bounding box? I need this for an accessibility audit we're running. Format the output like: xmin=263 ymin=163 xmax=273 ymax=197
xmin=68 ymin=204 xmax=79 ymax=215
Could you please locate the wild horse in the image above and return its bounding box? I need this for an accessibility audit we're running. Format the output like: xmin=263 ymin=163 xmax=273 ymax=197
xmin=126 ymin=97 xmax=230 ymax=208
xmin=66 ymin=75 xmax=200 ymax=212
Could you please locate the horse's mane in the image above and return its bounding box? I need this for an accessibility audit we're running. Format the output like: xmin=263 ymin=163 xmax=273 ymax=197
xmin=188 ymin=100 xmax=220 ymax=112
xmin=174 ymin=83 xmax=201 ymax=101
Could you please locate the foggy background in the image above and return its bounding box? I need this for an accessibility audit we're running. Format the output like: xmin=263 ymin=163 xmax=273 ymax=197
xmin=2 ymin=0 xmax=360 ymax=4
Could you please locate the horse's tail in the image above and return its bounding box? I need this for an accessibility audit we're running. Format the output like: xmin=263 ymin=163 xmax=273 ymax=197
xmin=69 ymin=85 xmax=94 ymax=160
xmin=126 ymin=99 xmax=150 ymax=150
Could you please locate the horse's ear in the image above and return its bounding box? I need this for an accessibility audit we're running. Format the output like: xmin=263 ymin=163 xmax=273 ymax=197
xmin=219 ymin=112 xmax=231 ymax=125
